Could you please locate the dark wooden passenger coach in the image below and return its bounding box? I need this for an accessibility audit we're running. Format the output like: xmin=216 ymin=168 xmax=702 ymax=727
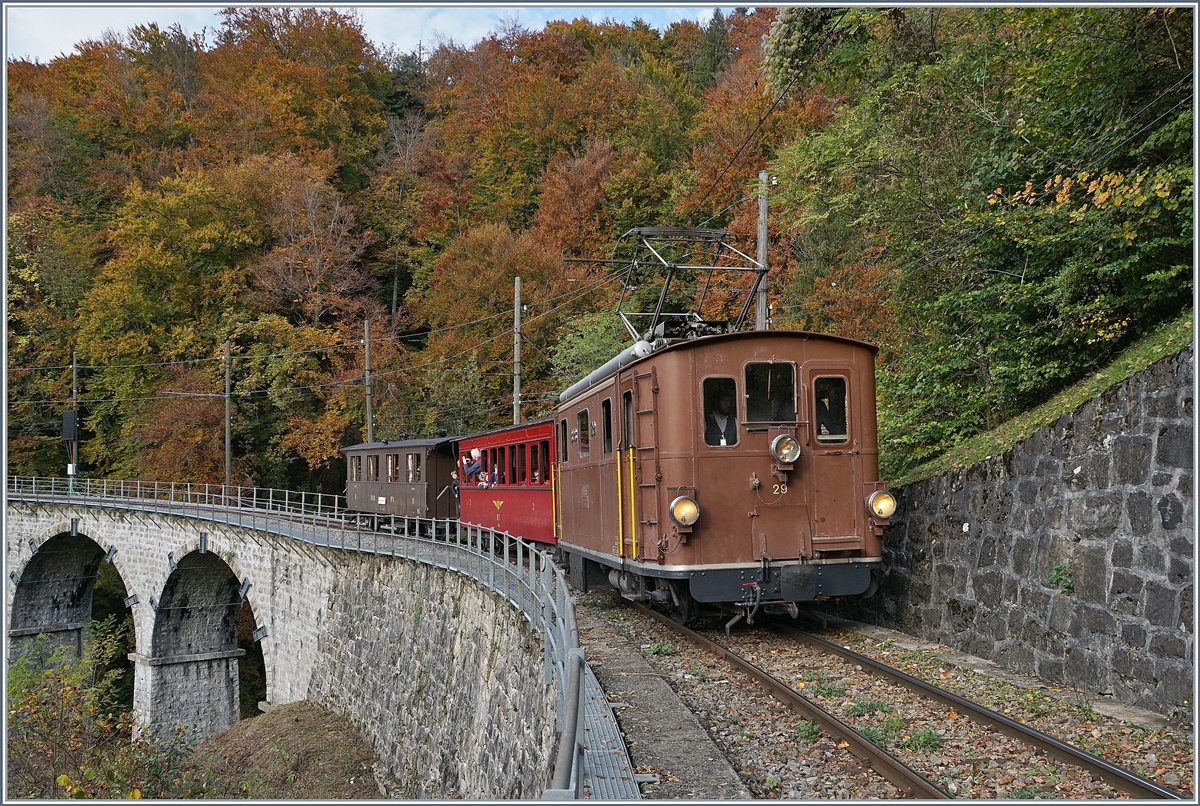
xmin=342 ymin=437 xmax=458 ymax=519
xmin=553 ymin=329 xmax=891 ymax=616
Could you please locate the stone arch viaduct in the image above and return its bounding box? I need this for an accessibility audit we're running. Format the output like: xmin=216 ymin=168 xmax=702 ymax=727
xmin=5 ymin=484 xmax=576 ymax=798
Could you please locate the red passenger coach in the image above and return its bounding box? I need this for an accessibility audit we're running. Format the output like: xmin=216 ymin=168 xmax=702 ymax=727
xmin=458 ymin=419 xmax=556 ymax=544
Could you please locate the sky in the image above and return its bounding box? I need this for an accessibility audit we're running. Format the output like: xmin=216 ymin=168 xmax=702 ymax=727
xmin=5 ymin=3 xmax=733 ymax=64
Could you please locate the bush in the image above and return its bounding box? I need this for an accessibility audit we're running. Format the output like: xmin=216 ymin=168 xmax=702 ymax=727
xmin=6 ymin=620 xmax=219 ymax=799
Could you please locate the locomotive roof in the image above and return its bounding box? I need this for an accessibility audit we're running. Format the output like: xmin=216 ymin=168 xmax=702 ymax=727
xmin=557 ymin=329 xmax=878 ymax=406
xmin=341 ymin=436 xmax=455 ymax=453
xmin=673 ymin=328 xmax=879 ymax=354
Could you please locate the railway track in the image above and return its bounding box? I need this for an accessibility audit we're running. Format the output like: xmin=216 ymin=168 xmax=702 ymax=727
xmin=628 ymin=602 xmax=1183 ymax=800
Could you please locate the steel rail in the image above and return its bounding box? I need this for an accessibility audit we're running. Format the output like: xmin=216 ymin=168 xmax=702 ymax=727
xmin=773 ymin=624 xmax=1182 ymax=800
xmin=629 ymin=602 xmax=950 ymax=799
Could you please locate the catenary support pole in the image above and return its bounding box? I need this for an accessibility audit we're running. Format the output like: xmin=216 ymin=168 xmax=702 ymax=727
xmin=514 ymin=275 xmax=522 ymax=425
xmin=71 ymin=350 xmax=79 ymax=474
xmin=756 ymin=169 xmax=769 ymax=330
xmin=225 ymin=340 xmax=232 ymax=492
xmin=364 ymin=319 xmax=374 ymax=443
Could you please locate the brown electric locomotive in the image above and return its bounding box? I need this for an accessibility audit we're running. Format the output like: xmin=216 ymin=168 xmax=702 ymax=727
xmin=552 ymin=328 xmax=894 ymax=623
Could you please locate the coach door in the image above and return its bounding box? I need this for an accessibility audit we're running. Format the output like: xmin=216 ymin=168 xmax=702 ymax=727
xmin=806 ymin=368 xmax=863 ymax=551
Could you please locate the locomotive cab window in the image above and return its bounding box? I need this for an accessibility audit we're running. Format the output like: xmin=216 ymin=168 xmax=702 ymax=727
xmin=623 ymin=391 xmax=633 ymax=448
xmin=559 ymin=419 xmax=568 ymax=463
xmin=578 ymin=410 xmax=590 ymax=458
xmin=814 ymin=376 xmax=849 ymax=444
xmin=703 ymin=377 xmax=738 ymax=447
xmin=745 ymin=363 xmax=796 ymax=423
xmin=602 ymin=399 xmax=613 ymax=454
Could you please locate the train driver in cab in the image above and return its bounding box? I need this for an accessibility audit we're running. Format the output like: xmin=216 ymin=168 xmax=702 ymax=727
xmin=704 ymin=378 xmax=738 ymax=447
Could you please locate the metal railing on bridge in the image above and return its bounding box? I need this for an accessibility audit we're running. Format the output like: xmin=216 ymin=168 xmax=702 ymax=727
xmin=6 ymin=476 xmax=586 ymax=799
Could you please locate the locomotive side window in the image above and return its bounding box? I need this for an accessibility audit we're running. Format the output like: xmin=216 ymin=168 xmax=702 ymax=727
xmin=814 ymin=376 xmax=849 ymax=443
xmin=602 ymin=399 xmax=613 ymax=454
xmin=350 ymin=455 xmax=361 ymax=481
xmin=745 ymin=363 xmax=796 ymax=422
xmin=406 ymin=452 xmax=421 ymax=482
xmin=578 ymin=410 xmax=590 ymax=458
xmin=366 ymin=454 xmax=379 ymax=481
xmin=623 ymin=391 xmax=633 ymax=448
xmin=703 ymin=377 xmax=739 ymax=447
xmin=540 ymin=440 xmax=550 ymax=484
xmin=559 ymin=420 xmax=568 ymax=463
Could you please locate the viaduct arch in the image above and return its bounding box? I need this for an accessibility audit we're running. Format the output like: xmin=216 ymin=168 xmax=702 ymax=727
xmin=6 ymin=505 xmax=335 ymax=741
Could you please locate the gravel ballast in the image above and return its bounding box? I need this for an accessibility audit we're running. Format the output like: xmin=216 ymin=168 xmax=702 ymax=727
xmin=576 ymin=591 xmax=1194 ymax=799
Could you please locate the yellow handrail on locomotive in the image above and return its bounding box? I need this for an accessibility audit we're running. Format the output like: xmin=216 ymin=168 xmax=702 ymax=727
xmin=615 ymin=445 xmax=624 ymax=558
xmin=627 ymin=447 xmax=638 ymax=560
xmin=550 ymin=462 xmax=559 ymax=540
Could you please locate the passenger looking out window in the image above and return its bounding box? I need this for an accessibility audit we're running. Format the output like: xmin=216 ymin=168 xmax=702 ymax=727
xmin=462 ymin=449 xmax=481 ymax=483
xmin=703 ymin=377 xmax=738 ymax=447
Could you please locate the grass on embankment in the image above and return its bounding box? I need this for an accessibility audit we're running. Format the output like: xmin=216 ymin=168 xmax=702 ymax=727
xmin=892 ymin=309 xmax=1194 ymax=488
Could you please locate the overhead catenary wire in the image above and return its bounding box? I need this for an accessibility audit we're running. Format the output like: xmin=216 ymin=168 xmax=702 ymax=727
xmin=9 ymin=271 xmax=623 ymax=409
xmin=684 ymin=8 xmax=850 ymax=221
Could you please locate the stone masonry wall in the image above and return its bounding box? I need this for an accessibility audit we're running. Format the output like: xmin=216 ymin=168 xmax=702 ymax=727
xmin=6 ymin=508 xmax=558 ymax=792
xmin=845 ymin=346 xmax=1194 ymax=717
xmin=305 ymin=555 xmax=557 ymax=799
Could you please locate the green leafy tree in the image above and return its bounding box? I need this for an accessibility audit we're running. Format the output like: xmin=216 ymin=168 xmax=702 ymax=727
xmin=765 ymin=7 xmax=1193 ymax=478
xmin=549 ymin=310 xmax=630 ymax=388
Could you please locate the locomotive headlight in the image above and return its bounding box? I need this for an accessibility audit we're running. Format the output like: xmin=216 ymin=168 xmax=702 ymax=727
xmin=669 ymin=496 xmax=700 ymax=527
xmin=868 ymin=490 xmax=897 ymax=519
xmin=770 ymin=434 xmax=802 ymax=464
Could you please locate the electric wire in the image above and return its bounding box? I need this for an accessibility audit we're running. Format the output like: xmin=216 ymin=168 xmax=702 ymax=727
xmin=685 ymin=8 xmax=850 ymax=220
xmin=8 ymin=272 xmax=622 ymax=409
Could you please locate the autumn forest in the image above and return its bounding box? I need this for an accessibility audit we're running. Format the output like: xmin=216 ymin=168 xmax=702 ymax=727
xmin=7 ymin=6 xmax=1193 ymax=491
